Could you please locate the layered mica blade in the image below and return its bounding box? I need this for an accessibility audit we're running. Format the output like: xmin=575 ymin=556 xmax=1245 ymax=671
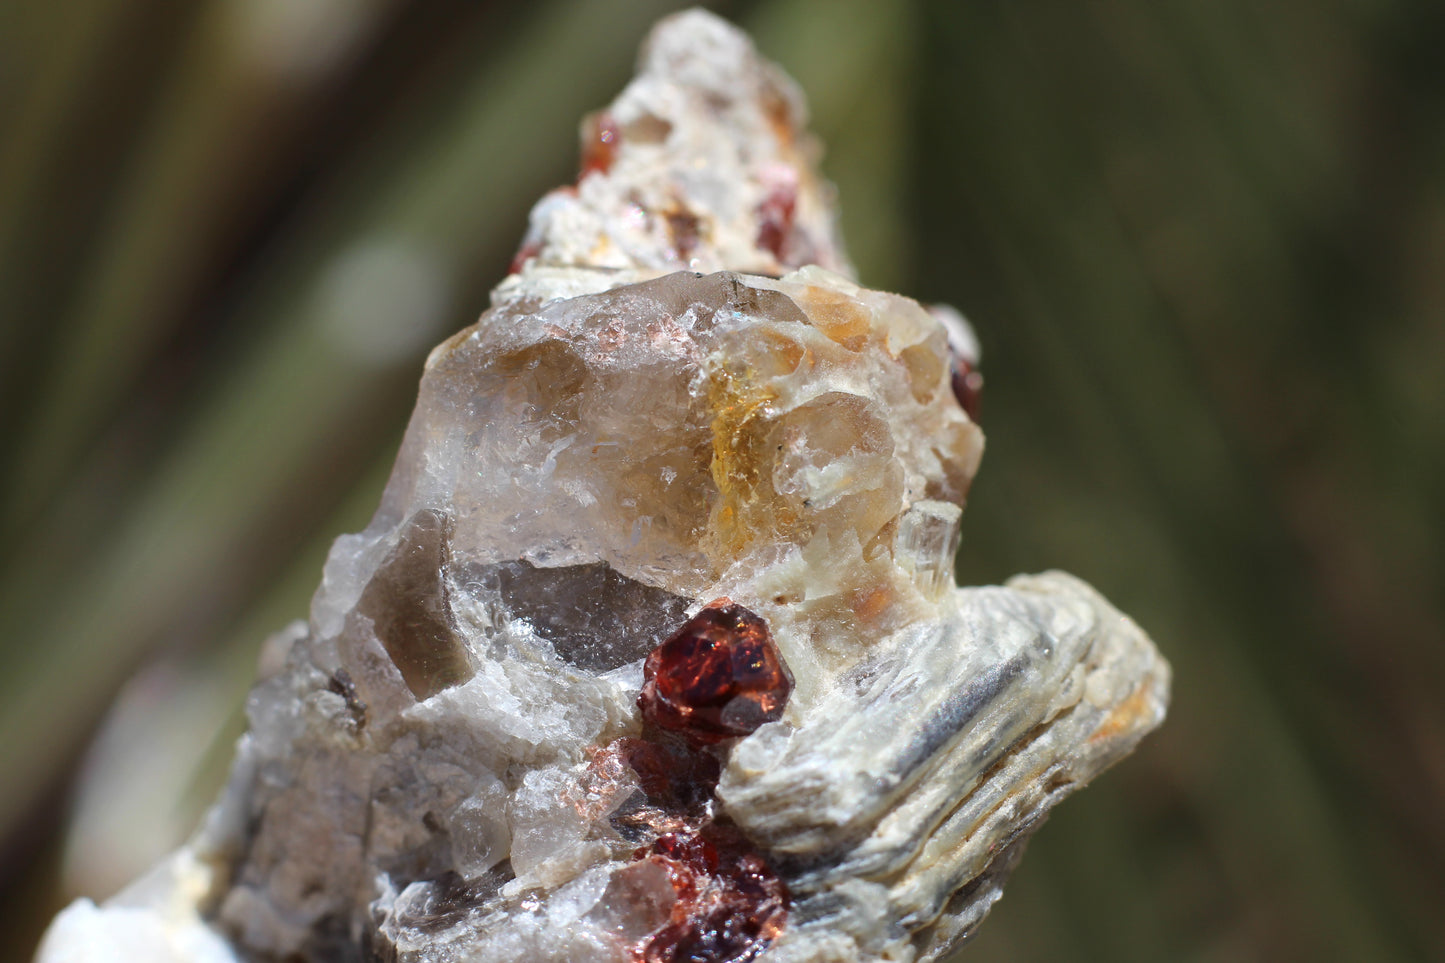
xmin=37 ymin=10 xmax=1168 ymax=963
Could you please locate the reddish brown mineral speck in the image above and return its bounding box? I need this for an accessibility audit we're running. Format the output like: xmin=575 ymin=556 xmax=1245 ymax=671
xmin=507 ymin=239 xmax=542 ymax=276
xmin=638 ymin=601 xmax=792 ymax=744
xmin=951 ymin=358 xmax=984 ymax=422
xmin=664 ymin=206 xmax=703 ymax=262
xmin=755 ymin=183 xmax=797 ymax=262
xmin=581 ymin=112 xmax=623 ymax=178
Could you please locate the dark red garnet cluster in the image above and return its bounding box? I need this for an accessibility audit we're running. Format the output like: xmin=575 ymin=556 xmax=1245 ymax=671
xmin=638 ymin=600 xmax=793 ymax=745
xmin=637 ymin=826 xmax=789 ymax=963
xmin=625 ymin=601 xmax=794 ymax=961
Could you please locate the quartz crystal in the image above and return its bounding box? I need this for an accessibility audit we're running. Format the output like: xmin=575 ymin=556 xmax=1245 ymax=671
xmin=36 ymin=10 xmax=1169 ymax=963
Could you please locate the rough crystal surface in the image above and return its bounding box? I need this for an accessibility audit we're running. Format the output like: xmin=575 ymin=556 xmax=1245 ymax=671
xmin=37 ymin=9 xmax=1169 ymax=963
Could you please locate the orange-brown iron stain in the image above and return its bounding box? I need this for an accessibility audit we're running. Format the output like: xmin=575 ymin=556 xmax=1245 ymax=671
xmin=797 ymin=285 xmax=871 ymax=351
xmin=851 ymin=584 xmax=894 ymax=625
xmin=1090 ymin=683 xmax=1155 ymax=743
xmin=760 ymin=84 xmax=797 ymax=152
xmin=704 ymin=339 xmax=809 ymax=558
xmin=757 ymin=82 xmax=818 ymax=201
xmin=707 ymin=368 xmax=776 ymax=556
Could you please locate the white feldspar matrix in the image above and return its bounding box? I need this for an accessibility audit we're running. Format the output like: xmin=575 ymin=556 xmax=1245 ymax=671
xmin=36 ymin=10 xmax=1169 ymax=963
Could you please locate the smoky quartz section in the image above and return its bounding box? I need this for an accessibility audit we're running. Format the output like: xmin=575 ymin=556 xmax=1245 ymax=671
xmin=357 ymin=509 xmax=472 ymax=701
xmin=461 ymin=560 xmax=693 ymax=673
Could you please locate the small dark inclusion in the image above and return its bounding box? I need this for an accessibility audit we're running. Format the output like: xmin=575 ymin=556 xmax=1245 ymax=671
xmin=638 ymin=600 xmax=793 ymax=744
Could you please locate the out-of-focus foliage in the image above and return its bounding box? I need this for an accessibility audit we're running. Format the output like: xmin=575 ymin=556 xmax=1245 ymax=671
xmin=1 ymin=0 xmax=1441 ymax=960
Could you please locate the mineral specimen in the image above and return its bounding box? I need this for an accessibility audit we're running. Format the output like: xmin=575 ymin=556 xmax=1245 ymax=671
xmin=36 ymin=9 xmax=1169 ymax=963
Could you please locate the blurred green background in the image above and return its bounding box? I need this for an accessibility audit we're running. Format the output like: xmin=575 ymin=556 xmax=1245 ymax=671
xmin=2 ymin=0 xmax=1442 ymax=959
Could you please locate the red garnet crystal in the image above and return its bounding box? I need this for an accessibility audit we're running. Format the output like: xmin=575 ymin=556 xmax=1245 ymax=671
xmin=638 ymin=601 xmax=792 ymax=744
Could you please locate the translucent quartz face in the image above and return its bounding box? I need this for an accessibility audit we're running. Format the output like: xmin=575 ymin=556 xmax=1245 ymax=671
xmin=374 ymin=269 xmax=982 ymax=602
xmin=331 ymin=267 xmax=985 ymax=712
